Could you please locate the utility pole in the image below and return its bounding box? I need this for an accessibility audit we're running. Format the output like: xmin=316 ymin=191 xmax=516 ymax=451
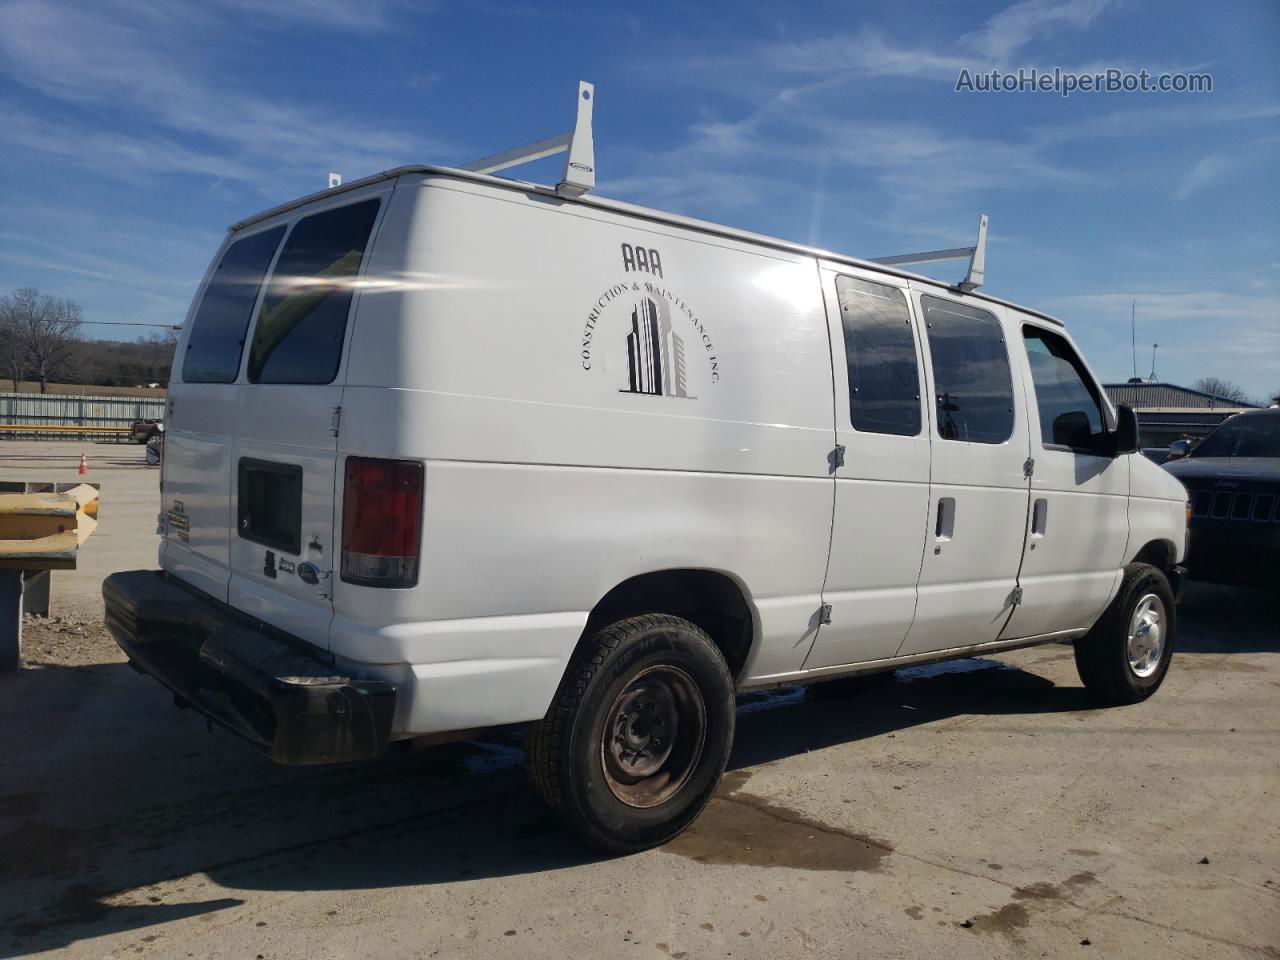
xmin=1131 ymin=300 xmax=1137 ymax=379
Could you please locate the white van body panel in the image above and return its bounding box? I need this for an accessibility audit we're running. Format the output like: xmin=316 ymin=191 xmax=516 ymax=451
xmin=330 ymin=175 xmax=836 ymax=728
xmin=157 ymin=166 xmax=1189 ymax=737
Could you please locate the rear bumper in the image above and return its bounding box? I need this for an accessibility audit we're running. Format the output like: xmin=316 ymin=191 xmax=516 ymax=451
xmin=103 ymin=570 xmax=396 ymax=765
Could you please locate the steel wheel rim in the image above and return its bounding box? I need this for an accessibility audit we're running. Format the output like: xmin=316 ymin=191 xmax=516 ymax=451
xmin=601 ymin=664 xmax=707 ymax=809
xmin=1127 ymin=592 xmax=1166 ymax=678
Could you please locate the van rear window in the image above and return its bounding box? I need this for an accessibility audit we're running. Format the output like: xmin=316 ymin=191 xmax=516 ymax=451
xmin=920 ymin=295 xmax=1014 ymax=444
xmin=836 ymin=275 xmax=921 ymax=436
xmin=247 ymin=199 xmax=381 ymax=385
xmin=181 ymin=226 xmax=285 ymax=383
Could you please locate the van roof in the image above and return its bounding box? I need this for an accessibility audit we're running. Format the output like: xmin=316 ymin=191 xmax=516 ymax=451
xmin=228 ymin=164 xmax=1064 ymax=327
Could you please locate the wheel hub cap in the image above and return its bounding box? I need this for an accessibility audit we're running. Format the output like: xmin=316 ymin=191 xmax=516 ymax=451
xmin=1127 ymin=593 xmax=1166 ymax=678
xmin=601 ymin=664 xmax=707 ymax=808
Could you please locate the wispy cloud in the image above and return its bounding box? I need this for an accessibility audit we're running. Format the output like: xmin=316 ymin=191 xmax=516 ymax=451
xmin=1052 ymin=290 xmax=1280 ymax=384
xmin=1175 ymin=154 xmax=1236 ymax=201
xmin=0 ymin=0 xmax=445 ymax=190
xmin=961 ymin=0 xmax=1116 ymax=62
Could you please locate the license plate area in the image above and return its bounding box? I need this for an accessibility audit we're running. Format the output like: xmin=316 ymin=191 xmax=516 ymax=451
xmin=237 ymin=458 xmax=302 ymax=554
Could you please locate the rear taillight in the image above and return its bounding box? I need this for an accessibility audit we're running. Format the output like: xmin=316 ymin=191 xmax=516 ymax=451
xmin=340 ymin=457 xmax=423 ymax=588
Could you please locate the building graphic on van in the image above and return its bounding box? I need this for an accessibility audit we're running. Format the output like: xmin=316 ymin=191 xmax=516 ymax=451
xmin=623 ymin=296 xmax=690 ymax=398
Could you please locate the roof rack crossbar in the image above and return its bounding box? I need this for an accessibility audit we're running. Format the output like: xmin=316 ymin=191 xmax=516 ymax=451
xmin=459 ymin=80 xmax=595 ymax=199
xmin=870 ymin=214 xmax=988 ymax=293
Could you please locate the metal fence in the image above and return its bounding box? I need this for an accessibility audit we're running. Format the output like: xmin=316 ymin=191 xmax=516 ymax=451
xmin=0 ymin=392 xmax=166 ymax=439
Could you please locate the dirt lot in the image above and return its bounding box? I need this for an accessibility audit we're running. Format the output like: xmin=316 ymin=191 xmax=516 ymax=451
xmin=0 ymin=441 xmax=1277 ymax=959
xmin=0 ymin=440 xmax=159 ymax=620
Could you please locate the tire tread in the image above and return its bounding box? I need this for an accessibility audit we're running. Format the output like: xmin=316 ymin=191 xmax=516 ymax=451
xmin=526 ymin=613 xmax=730 ymax=851
xmin=1074 ymin=563 xmax=1174 ymax=705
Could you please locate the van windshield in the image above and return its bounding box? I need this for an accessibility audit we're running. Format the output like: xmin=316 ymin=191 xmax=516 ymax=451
xmin=1191 ymin=414 xmax=1280 ymax=458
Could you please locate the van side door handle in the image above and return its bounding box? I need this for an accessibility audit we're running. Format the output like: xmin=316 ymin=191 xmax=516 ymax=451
xmin=935 ymin=497 xmax=955 ymax=541
xmin=1031 ymin=497 xmax=1048 ymax=536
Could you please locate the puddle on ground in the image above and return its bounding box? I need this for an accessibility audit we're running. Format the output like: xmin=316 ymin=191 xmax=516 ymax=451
xmin=962 ymin=902 xmax=1031 ymax=935
xmin=1174 ymin=657 xmax=1267 ymax=673
xmin=0 ymin=820 xmax=87 ymax=878
xmin=960 ymin=871 xmax=1098 ymax=937
xmin=0 ymin=792 xmax=43 ymax=818
xmin=1012 ymin=872 xmax=1095 ymax=901
xmin=10 ymin=884 xmax=111 ymax=937
xmin=663 ymin=769 xmax=892 ymax=872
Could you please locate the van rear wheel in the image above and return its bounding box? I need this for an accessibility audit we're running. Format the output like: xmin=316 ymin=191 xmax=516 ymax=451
xmin=1074 ymin=563 xmax=1176 ymax=705
xmin=527 ymin=614 xmax=735 ymax=853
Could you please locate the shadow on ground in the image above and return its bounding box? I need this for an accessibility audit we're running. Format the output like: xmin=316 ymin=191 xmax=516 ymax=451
xmin=1174 ymin=582 xmax=1280 ymax=654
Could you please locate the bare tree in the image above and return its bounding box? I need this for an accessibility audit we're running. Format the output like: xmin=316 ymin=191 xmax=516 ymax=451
xmin=0 ymin=296 xmax=24 ymax=391
xmin=1193 ymin=377 xmax=1254 ymax=405
xmin=3 ymin=287 xmax=83 ymax=393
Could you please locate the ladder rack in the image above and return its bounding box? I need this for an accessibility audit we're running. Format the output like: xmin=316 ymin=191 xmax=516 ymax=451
xmin=871 ymin=214 xmax=988 ymax=292
xmin=456 ymin=80 xmax=989 ymax=290
xmin=460 ymin=80 xmax=596 ymax=199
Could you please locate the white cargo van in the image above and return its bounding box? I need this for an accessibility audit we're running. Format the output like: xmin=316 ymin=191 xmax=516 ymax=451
xmin=105 ymin=84 xmax=1188 ymax=852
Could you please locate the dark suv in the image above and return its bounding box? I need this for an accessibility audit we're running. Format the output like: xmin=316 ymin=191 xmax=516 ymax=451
xmin=1164 ymin=408 xmax=1280 ymax=586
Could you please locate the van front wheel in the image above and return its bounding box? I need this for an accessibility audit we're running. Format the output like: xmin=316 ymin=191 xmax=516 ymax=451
xmin=527 ymin=614 xmax=736 ymax=853
xmin=1074 ymin=563 xmax=1176 ymax=704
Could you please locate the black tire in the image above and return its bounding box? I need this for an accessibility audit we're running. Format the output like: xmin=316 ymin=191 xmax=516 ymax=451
xmin=1074 ymin=563 xmax=1176 ymax=705
xmin=527 ymin=614 xmax=736 ymax=853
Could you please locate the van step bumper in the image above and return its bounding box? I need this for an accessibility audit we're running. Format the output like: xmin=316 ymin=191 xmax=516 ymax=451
xmin=103 ymin=571 xmax=396 ymax=765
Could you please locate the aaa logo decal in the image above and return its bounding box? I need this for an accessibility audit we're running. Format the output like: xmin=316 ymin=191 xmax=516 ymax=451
xmin=579 ymin=244 xmax=721 ymax=396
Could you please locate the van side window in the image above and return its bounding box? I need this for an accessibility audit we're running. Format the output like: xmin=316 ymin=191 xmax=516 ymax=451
xmin=835 ymin=275 xmax=921 ymax=436
xmin=248 ymin=199 xmax=381 ymax=385
xmin=920 ymin=295 xmax=1014 ymax=444
xmin=1022 ymin=326 xmax=1107 ymax=450
xmin=181 ymin=226 xmax=285 ymax=383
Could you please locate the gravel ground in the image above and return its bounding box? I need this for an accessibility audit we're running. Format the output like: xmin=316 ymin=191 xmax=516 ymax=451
xmin=0 ymin=439 xmax=159 ymax=620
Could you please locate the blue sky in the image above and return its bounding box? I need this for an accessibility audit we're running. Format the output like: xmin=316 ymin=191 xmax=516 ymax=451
xmin=1 ymin=0 xmax=1277 ymax=398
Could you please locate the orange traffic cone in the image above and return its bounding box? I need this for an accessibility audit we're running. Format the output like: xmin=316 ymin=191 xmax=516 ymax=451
xmin=78 ymin=453 xmax=88 ymax=475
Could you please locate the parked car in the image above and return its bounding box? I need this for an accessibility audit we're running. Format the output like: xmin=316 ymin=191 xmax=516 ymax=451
xmin=1164 ymin=408 xmax=1280 ymax=586
xmin=103 ymin=102 xmax=1188 ymax=852
xmin=130 ymin=418 xmax=164 ymax=443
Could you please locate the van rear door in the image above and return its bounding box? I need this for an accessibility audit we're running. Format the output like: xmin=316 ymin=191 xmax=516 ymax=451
xmin=226 ymin=188 xmax=389 ymax=645
xmin=162 ymin=224 xmax=287 ymax=602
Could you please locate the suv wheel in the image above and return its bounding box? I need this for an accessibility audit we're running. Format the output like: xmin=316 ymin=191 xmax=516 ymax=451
xmin=527 ymin=614 xmax=736 ymax=853
xmin=1074 ymin=563 xmax=1176 ymax=704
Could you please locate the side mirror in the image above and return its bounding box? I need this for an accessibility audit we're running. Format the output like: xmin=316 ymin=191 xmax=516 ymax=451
xmin=1167 ymin=438 xmax=1191 ymax=461
xmin=1112 ymin=404 xmax=1140 ymax=455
